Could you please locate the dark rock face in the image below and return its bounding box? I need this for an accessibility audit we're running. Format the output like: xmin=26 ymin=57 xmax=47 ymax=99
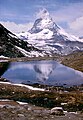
xmin=0 ymin=24 xmax=38 ymax=58
xmin=0 ymin=62 xmax=9 ymax=76
xmin=30 ymin=17 xmax=59 ymax=34
xmin=30 ymin=18 xmax=43 ymax=33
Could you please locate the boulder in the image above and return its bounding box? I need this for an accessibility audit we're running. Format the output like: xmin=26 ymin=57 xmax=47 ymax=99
xmin=51 ymin=107 xmax=64 ymax=115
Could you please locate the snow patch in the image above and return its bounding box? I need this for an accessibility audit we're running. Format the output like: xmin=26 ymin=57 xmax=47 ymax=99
xmin=58 ymin=27 xmax=83 ymax=42
xmin=15 ymin=46 xmax=45 ymax=57
xmin=0 ymin=55 xmax=8 ymax=59
xmin=0 ymin=99 xmax=12 ymax=102
xmin=28 ymin=29 xmax=53 ymax=40
xmin=15 ymin=46 xmax=29 ymax=56
xmin=0 ymin=82 xmax=45 ymax=91
xmin=17 ymin=101 xmax=28 ymax=105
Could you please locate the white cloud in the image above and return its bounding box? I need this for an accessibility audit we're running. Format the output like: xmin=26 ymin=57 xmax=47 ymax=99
xmin=49 ymin=2 xmax=83 ymax=37
xmin=1 ymin=3 xmax=83 ymax=37
xmin=68 ymin=16 xmax=83 ymax=36
xmin=0 ymin=21 xmax=33 ymax=33
xmin=36 ymin=8 xmax=50 ymax=19
xmin=52 ymin=2 xmax=83 ymax=22
xmin=69 ymin=16 xmax=83 ymax=30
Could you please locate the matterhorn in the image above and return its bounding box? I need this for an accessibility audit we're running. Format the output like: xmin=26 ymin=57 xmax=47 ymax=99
xmin=17 ymin=9 xmax=83 ymax=55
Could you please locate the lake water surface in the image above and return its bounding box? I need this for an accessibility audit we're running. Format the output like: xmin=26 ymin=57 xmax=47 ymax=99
xmin=2 ymin=60 xmax=83 ymax=86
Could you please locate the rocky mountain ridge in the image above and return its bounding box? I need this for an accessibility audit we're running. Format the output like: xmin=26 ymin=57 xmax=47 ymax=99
xmin=0 ymin=24 xmax=44 ymax=58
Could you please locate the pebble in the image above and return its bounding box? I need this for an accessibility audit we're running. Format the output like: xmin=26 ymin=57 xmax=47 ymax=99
xmin=18 ymin=114 xmax=25 ymax=117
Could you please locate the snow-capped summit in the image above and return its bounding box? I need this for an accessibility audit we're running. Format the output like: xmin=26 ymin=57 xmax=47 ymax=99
xmin=30 ymin=9 xmax=59 ymax=34
xmin=16 ymin=9 xmax=83 ymax=55
xmin=17 ymin=9 xmax=60 ymax=40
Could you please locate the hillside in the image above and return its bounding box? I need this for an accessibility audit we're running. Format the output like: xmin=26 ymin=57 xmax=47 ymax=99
xmin=62 ymin=51 xmax=83 ymax=72
xmin=0 ymin=24 xmax=43 ymax=58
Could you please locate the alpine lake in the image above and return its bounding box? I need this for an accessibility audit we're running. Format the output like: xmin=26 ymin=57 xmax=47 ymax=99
xmin=1 ymin=60 xmax=83 ymax=87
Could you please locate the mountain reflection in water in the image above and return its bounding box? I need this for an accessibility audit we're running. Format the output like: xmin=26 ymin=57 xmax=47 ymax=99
xmin=2 ymin=60 xmax=83 ymax=86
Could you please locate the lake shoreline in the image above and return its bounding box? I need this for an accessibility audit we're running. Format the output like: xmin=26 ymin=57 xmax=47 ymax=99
xmin=0 ymin=77 xmax=83 ymax=119
xmin=0 ymin=51 xmax=83 ymax=72
xmin=0 ymin=78 xmax=83 ymax=110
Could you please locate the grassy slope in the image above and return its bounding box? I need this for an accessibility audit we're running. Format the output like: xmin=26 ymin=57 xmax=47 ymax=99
xmin=61 ymin=51 xmax=83 ymax=72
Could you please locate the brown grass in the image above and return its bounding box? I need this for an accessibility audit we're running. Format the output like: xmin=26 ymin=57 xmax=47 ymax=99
xmin=0 ymin=83 xmax=83 ymax=111
xmin=61 ymin=51 xmax=83 ymax=72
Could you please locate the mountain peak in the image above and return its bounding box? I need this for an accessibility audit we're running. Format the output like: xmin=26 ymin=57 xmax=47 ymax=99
xmin=38 ymin=8 xmax=50 ymax=19
xmin=30 ymin=9 xmax=59 ymax=33
xmin=16 ymin=9 xmax=83 ymax=55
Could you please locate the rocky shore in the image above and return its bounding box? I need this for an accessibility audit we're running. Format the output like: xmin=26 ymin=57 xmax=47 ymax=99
xmin=0 ymin=99 xmax=83 ymax=120
xmin=0 ymin=77 xmax=83 ymax=120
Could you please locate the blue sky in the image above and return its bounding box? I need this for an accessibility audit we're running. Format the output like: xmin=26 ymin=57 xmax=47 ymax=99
xmin=0 ymin=0 xmax=83 ymax=36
